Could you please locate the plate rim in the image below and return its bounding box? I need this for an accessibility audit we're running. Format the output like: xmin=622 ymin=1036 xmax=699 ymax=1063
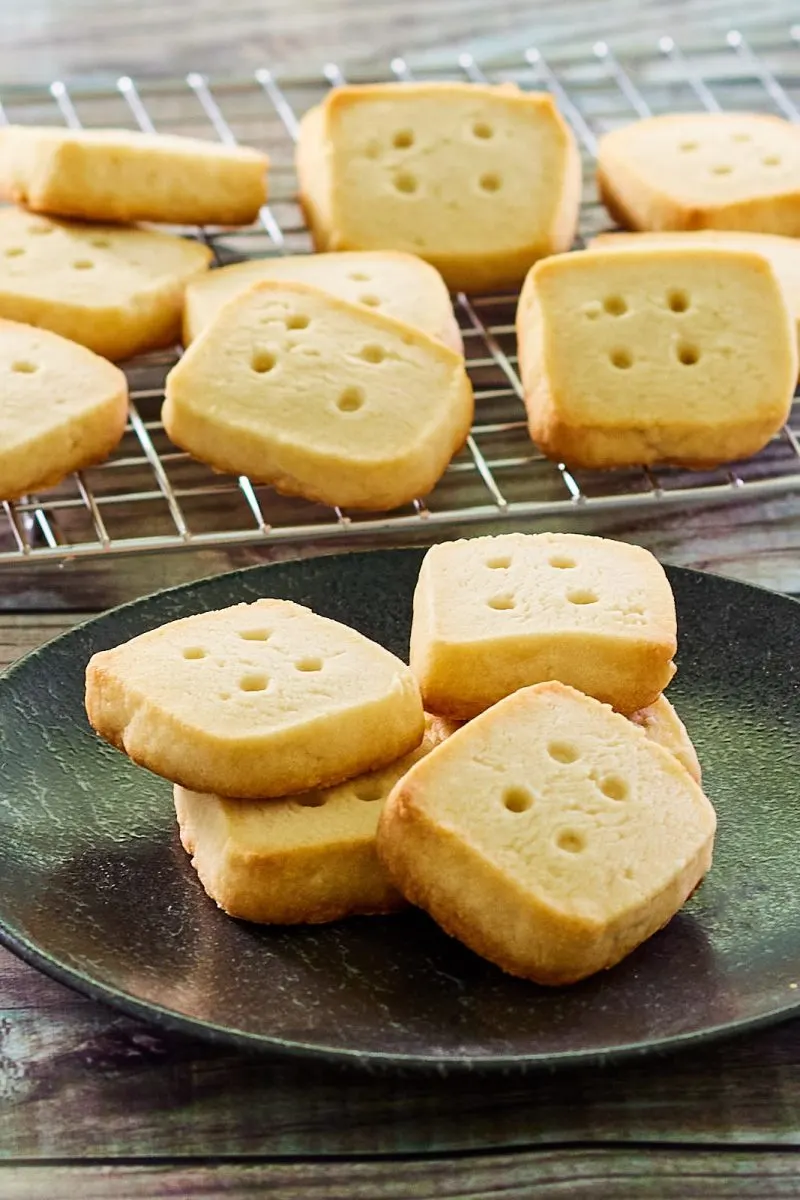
xmin=2 ymin=548 xmax=799 ymax=1072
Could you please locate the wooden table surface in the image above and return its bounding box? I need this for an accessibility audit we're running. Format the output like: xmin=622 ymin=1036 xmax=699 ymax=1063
xmin=3 ymin=1 xmax=800 ymax=1196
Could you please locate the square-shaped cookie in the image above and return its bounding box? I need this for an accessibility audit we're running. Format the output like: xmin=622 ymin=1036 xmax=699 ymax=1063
xmin=0 ymin=126 xmax=268 ymax=226
xmin=377 ymin=681 xmax=716 ymax=984
xmin=164 ymin=279 xmax=473 ymax=511
xmin=182 ymin=250 xmax=462 ymax=352
xmin=597 ymin=112 xmax=800 ymax=234
xmin=174 ymin=714 xmax=458 ymax=925
xmin=409 ymin=533 xmax=677 ymax=718
xmin=296 ymin=82 xmax=580 ymax=292
xmin=517 ymin=246 xmax=797 ymax=468
xmin=86 ymin=599 xmax=425 ymax=799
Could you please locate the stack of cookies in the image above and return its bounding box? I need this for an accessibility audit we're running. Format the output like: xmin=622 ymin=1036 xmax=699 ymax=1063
xmin=85 ymin=532 xmax=717 ymax=987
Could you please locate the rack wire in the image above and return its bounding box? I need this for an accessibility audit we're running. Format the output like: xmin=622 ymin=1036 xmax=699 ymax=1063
xmin=2 ymin=27 xmax=800 ymax=566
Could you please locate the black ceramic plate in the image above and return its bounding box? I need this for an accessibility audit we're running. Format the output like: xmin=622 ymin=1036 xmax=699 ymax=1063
xmin=1 ymin=549 xmax=800 ymax=1071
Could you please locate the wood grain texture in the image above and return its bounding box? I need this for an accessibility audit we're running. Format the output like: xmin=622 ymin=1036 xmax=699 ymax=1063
xmin=0 ymin=0 xmax=796 ymax=86
xmin=4 ymin=1151 xmax=800 ymax=1198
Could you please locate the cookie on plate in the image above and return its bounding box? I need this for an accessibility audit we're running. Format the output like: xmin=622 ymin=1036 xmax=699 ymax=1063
xmin=597 ymin=112 xmax=800 ymax=234
xmin=164 ymin=280 xmax=473 ymax=511
xmin=296 ymin=82 xmax=580 ymax=292
xmin=517 ymin=246 xmax=797 ymax=468
xmin=409 ymin=532 xmax=677 ymax=718
xmin=85 ymin=599 xmax=425 ymax=799
xmin=629 ymin=695 xmax=701 ymax=784
xmin=377 ymin=681 xmax=716 ymax=985
xmin=174 ymin=714 xmax=459 ymax=925
xmin=182 ymin=250 xmax=462 ymax=353
xmin=0 ymin=207 xmax=211 ymax=360
xmin=0 ymin=318 xmax=128 ymax=501
xmin=0 ymin=126 xmax=268 ymax=226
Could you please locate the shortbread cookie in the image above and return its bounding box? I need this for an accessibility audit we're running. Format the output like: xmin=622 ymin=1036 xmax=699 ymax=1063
xmin=0 ymin=207 xmax=211 ymax=360
xmin=377 ymin=682 xmax=716 ymax=985
xmin=410 ymin=533 xmax=676 ymax=718
xmin=0 ymin=319 xmax=128 ymax=501
xmin=517 ymin=246 xmax=797 ymax=468
xmin=183 ymin=250 xmax=462 ymax=352
xmin=164 ymin=280 xmax=473 ymax=510
xmin=86 ymin=599 xmax=424 ymax=799
xmin=629 ymin=696 xmax=701 ymax=785
xmin=296 ymin=82 xmax=580 ymax=292
xmin=597 ymin=112 xmax=800 ymax=234
xmin=590 ymin=228 xmax=800 ymax=367
xmin=174 ymin=714 xmax=459 ymax=925
xmin=0 ymin=126 xmax=268 ymax=226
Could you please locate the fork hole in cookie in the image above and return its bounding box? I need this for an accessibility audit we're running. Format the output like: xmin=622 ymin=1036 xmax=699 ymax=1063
xmin=337 ymin=386 xmax=365 ymax=412
xmin=711 ymin=164 xmax=732 ymax=175
xmin=90 ymin=237 xmax=111 ymax=248
xmin=295 ymin=657 xmax=322 ymax=672
xmin=239 ymin=672 xmax=269 ymax=692
xmin=732 ymin=132 xmax=751 ymax=143
xmin=287 ymin=314 xmax=310 ymax=330
xmin=295 ymin=791 xmax=326 ymax=808
xmin=610 ymin=349 xmax=632 ymax=370
xmin=364 ymin=141 xmax=381 ymax=160
xmin=677 ymin=342 xmax=700 ymax=366
xmin=28 ymin=223 xmax=53 ymax=235
xmin=667 ymin=288 xmax=690 ymax=313
xmin=549 ymin=555 xmax=576 ymax=569
xmin=763 ymin=155 xmax=782 ymax=166
xmin=547 ymin=741 xmax=579 ymax=764
xmin=603 ymin=294 xmax=627 ymax=316
xmin=4 ymin=247 xmax=24 ymax=257
xmin=567 ymin=589 xmax=598 ymax=605
xmin=72 ymin=259 xmax=95 ymax=270
xmin=354 ymin=779 xmax=384 ymax=802
xmin=359 ymin=344 xmax=386 ymax=364
xmin=599 ymin=774 xmax=629 ymax=802
xmin=557 ymin=829 xmax=586 ymax=854
xmin=238 ymin=629 xmax=270 ymax=641
xmin=348 ymin=271 xmax=370 ymax=281
xmin=479 ymin=172 xmax=502 ymax=192
xmin=394 ymin=171 xmax=418 ymax=194
xmin=679 ymin=140 xmax=698 ymax=151
xmin=486 ymin=555 xmax=511 ymax=569
xmin=182 ymin=647 xmax=207 ymax=660
xmin=487 ymin=594 xmax=515 ymax=610
xmin=392 ymin=129 xmax=414 ymax=149
xmin=11 ymin=360 xmax=38 ymax=374
xmin=251 ymin=349 xmax=276 ymax=374
xmin=472 ymin=120 xmax=494 ymax=139
xmin=359 ymin=294 xmax=381 ymax=308
xmin=502 ymin=786 xmax=533 ymax=813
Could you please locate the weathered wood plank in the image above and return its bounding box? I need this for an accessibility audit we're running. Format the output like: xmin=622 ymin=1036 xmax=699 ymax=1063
xmin=3 ymin=939 xmax=800 ymax=1159
xmin=3 ymin=1149 xmax=800 ymax=1198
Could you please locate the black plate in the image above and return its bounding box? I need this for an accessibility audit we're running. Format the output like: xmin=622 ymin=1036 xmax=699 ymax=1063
xmin=1 ymin=549 xmax=800 ymax=1071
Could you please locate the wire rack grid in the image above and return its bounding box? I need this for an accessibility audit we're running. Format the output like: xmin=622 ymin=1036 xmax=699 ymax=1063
xmin=2 ymin=27 xmax=800 ymax=567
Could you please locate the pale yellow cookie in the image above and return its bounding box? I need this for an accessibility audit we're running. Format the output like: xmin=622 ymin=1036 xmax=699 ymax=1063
xmin=517 ymin=246 xmax=797 ymax=468
xmin=164 ymin=280 xmax=473 ymax=511
xmin=0 ymin=207 xmax=211 ymax=360
xmin=86 ymin=599 xmax=425 ymax=799
xmin=296 ymin=82 xmax=580 ymax=292
xmin=597 ymin=112 xmax=800 ymax=234
xmin=0 ymin=318 xmax=128 ymax=501
xmin=0 ymin=126 xmax=268 ymax=226
xmin=409 ymin=533 xmax=677 ymax=719
xmin=377 ymin=682 xmax=716 ymax=985
xmin=174 ymin=714 xmax=459 ymax=925
xmin=183 ymin=250 xmax=462 ymax=352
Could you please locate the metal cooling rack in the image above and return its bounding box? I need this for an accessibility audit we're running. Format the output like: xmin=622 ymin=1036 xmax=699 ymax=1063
xmin=2 ymin=27 xmax=800 ymax=566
